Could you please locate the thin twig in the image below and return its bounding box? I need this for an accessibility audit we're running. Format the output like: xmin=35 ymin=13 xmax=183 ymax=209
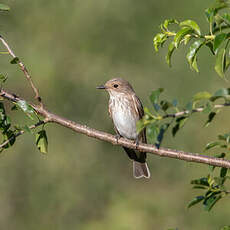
xmin=0 ymin=120 xmax=47 ymax=150
xmin=1 ymin=88 xmax=230 ymax=169
xmin=163 ymin=103 xmax=230 ymax=119
xmin=0 ymin=35 xmax=42 ymax=105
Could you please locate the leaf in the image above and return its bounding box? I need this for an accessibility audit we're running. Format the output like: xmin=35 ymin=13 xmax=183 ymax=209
xmin=153 ymin=33 xmax=167 ymax=52
xmin=155 ymin=123 xmax=170 ymax=148
xmin=166 ymin=41 xmax=175 ymax=67
xmin=191 ymin=177 xmax=209 ymax=186
xmin=220 ymin=167 xmax=228 ymax=178
xmin=150 ymin=88 xmax=164 ymax=105
xmin=174 ymin=27 xmax=193 ymax=48
xmin=187 ymin=196 xmax=204 ymax=208
xmin=0 ymin=3 xmax=10 ymax=11
xmin=146 ymin=123 xmax=160 ymax=145
xmin=210 ymin=88 xmax=230 ymax=101
xmin=186 ymin=40 xmax=204 ymax=71
xmin=205 ymin=141 xmax=222 ymax=151
xmin=10 ymin=57 xmax=20 ymax=64
xmin=218 ymin=132 xmax=230 ymax=142
xmin=16 ymin=100 xmax=37 ymax=120
xmin=222 ymin=13 xmax=230 ymax=25
xmin=220 ymin=226 xmax=230 ymax=230
xmin=162 ymin=19 xmax=178 ymax=30
xmin=180 ymin=20 xmax=201 ymax=36
xmin=215 ymin=47 xmax=226 ymax=78
xmin=193 ymin=91 xmax=212 ymax=101
xmin=2 ymin=130 xmax=15 ymax=149
xmin=35 ymin=130 xmax=48 ymax=154
xmin=213 ymin=33 xmax=227 ymax=54
xmin=202 ymin=101 xmax=213 ymax=114
xmin=0 ymin=74 xmax=7 ymax=84
xmin=203 ymin=194 xmax=222 ymax=211
xmin=172 ymin=99 xmax=178 ymax=107
xmin=160 ymin=100 xmax=173 ymax=111
xmin=206 ymin=42 xmax=215 ymax=55
xmin=172 ymin=116 xmax=188 ymax=137
xmin=204 ymin=112 xmax=216 ymax=127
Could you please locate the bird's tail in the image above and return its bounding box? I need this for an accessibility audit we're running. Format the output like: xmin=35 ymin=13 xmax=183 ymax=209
xmin=133 ymin=161 xmax=150 ymax=179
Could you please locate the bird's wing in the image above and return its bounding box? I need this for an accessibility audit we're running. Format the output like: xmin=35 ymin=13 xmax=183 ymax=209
xmin=132 ymin=94 xmax=147 ymax=144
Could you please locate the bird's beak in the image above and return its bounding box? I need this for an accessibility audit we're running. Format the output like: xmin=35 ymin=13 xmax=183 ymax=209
xmin=96 ymin=85 xmax=106 ymax=89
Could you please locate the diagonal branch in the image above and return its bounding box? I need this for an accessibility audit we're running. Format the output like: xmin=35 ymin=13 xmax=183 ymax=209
xmin=1 ymin=88 xmax=230 ymax=169
xmin=0 ymin=35 xmax=42 ymax=105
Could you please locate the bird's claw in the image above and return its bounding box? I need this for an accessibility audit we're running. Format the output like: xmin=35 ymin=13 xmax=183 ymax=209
xmin=115 ymin=134 xmax=121 ymax=144
xmin=134 ymin=138 xmax=139 ymax=150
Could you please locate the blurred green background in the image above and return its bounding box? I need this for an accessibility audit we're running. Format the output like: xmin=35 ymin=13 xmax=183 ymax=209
xmin=0 ymin=0 xmax=229 ymax=229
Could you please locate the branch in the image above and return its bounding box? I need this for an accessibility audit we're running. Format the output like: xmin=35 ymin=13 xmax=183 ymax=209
xmin=163 ymin=103 xmax=230 ymax=119
xmin=0 ymin=35 xmax=42 ymax=105
xmin=1 ymin=89 xmax=230 ymax=169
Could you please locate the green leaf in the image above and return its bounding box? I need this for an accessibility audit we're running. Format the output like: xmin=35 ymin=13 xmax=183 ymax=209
xmin=185 ymin=101 xmax=193 ymax=111
xmin=204 ymin=112 xmax=216 ymax=127
xmin=220 ymin=167 xmax=228 ymax=178
xmin=22 ymin=125 xmax=32 ymax=134
xmin=172 ymin=116 xmax=188 ymax=137
xmin=205 ymin=141 xmax=222 ymax=151
xmin=0 ymin=3 xmax=10 ymax=11
xmin=0 ymin=74 xmax=7 ymax=84
xmin=137 ymin=119 xmax=146 ymax=133
xmin=187 ymin=196 xmax=204 ymax=208
xmin=202 ymin=101 xmax=213 ymax=114
xmin=153 ymin=33 xmax=167 ymax=52
xmin=160 ymin=100 xmax=172 ymax=111
xmin=35 ymin=130 xmax=48 ymax=154
xmin=205 ymin=7 xmax=216 ymax=23
xmin=220 ymin=226 xmax=230 ymax=230
xmin=180 ymin=19 xmax=201 ymax=36
xmin=206 ymin=42 xmax=215 ymax=55
xmin=210 ymin=88 xmax=230 ymax=101
xmin=146 ymin=123 xmax=160 ymax=145
xmin=174 ymin=27 xmax=193 ymax=49
xmin=2 ymin=130 xmax=15 ymax=149
xmin=16 ymin=100 xmax=37 ymax=120
xmin=162 ymin=19 xmax=178 ymax=30
xmin=213 ymin=33 xmax=227 ymax=54
xmin=150 ymin=88 xmax=164 ymax=105
xmin=193 ymin=91 xmax=212 ymax=101
xmin=10 ymin=57 xmax=20 ymax=64
xmin=222 ymin=13 xmax=230 ymax=25
xmin=215 ymin=47 xmax=226 ymax=78
xmin=186 ymin=40 xmax=204 ymax=71
xmin=203 ymin=194 xmax=222 ymax=211
xmin=166 ymin=41 xmax=176 ymax=67
xmin=218 ymin=132 xmax=230 ymax=142
xmin=191 ymin=177 xmax=209 ymax=186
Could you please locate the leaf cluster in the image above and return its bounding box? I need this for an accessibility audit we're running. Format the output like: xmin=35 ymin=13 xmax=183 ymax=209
xmin=153 ymin=0 xmax=230 ymax=78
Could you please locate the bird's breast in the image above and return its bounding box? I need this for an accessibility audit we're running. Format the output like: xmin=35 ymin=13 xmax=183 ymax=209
xmin=109 ymin=95 xmax=138 ymax=140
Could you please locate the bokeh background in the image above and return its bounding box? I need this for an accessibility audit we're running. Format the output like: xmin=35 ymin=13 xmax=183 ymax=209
xmin=0 ymin=0 xmax=229 ymax=229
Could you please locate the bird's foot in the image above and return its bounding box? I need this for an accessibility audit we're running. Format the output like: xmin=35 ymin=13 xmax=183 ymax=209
xmin=134 ymin=138 xmax=139 ymax=150
xmin=115 ymin=134 xmax=121 ymax=144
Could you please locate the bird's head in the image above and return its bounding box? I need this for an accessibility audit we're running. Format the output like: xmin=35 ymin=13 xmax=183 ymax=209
xmin=97 ymin=78 xmax=134 ymax=96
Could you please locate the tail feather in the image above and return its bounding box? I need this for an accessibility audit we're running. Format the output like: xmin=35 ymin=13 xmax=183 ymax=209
xmin=133 ymin=161 xmax=150 ymax=179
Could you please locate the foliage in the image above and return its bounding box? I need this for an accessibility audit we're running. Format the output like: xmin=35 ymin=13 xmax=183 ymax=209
xmin=153 ymin=0 xmax=230 ymax=78
xmin=149 ymin=0 xmax=230 ymax=212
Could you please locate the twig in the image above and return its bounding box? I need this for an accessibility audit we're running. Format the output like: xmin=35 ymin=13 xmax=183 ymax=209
xmin=0 ymin=120 xmax=47 ymax=149
xmin=163 ymin=103 xmax=230 ymax=119
xmin=1 ymin=88 xmax=230 ymax=169
xmin=0 ymin=35 xmax=42 ymax=105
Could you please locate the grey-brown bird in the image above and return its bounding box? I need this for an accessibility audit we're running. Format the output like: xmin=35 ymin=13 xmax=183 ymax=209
xmin=97 ymin=78 xmax=150 ymax=178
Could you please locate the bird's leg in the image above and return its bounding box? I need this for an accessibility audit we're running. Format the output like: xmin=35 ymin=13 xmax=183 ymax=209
xmin=115 ymin=133 xmax=121 ymax=144
xmin=134 ymin=138 xmax=139 ymax=150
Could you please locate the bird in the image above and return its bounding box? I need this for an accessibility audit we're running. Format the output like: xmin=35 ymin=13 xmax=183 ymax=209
xmin=97 ymin=78 xmax=150 ymax=179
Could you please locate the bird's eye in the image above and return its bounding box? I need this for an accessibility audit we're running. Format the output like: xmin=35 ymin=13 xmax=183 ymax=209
xmin=113 ymin=84 xmax=118 ymax=88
